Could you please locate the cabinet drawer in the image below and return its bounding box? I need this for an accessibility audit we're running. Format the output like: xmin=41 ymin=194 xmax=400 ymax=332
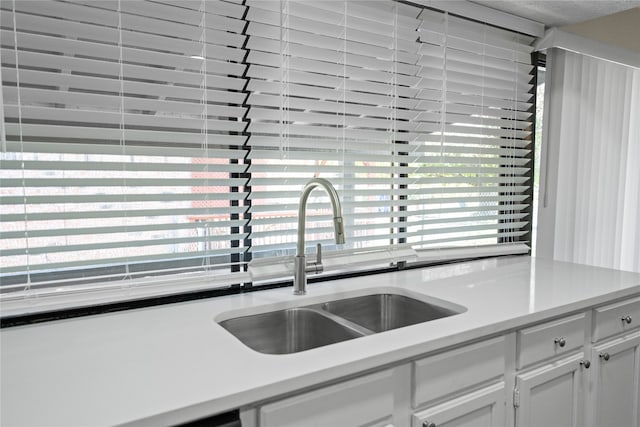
xmin=259 ymin=370 xmax=394 ymax=427
xmin=517 ymin=313 xmax=585 ymax=369
xmin=593 ymin=296 xmax=640 ymax=342
xmin=412 ymin=382 xmax=506 ymax=427
xmin=413 ymin=336 xmax=506 ymax=409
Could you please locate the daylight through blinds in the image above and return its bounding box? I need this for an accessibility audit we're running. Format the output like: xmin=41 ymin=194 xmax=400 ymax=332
xmin=0 ymin=0 xmax=534 ymax=293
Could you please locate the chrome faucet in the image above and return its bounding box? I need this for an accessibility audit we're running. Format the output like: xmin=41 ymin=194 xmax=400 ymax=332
xmin=294 ymin=178 xmax=345 ymax=295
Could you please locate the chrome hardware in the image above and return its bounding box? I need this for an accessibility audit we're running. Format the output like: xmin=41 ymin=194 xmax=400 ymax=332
xmin=554 ymin=337 xmax=566 ymax=347
xmin=422 ymin=422 xmax=436 ymax=427
xmin=580 ymin=359 xmax=591 ymax=369
xmin=294 ymin=178 xmax=345 ymax=295
xmin=304 ymin=243 xmax=324 ymax=275
xmin=622 ymin=315 xmax=633 ymax=324
xmin=599 ymin=352 xmax=610 ymax=361
xmin=513 ymin=388 xmax=520 ymax=408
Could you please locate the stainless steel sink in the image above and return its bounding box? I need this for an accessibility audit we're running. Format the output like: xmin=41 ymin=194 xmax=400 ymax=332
xmin=319 ymin=294 xmax=460 ymax=333
xmin=218 ymin=292 xmax=464 ymax=354
xmin=219 ymin=308 xmax=364 ymax=355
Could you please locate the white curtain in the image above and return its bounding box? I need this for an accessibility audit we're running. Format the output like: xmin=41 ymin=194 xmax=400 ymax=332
xmin=537 ymin=48 xmax=640 ymax=272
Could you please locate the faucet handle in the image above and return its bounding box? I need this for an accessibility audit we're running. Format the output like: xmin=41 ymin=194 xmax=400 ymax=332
xmin=304 ymin=244 xmax=324 ymax=274
xmin=316 ymin=243 xmax=322 ymax=265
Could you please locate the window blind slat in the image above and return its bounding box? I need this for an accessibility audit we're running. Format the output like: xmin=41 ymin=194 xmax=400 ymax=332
xmin=1 ymin=191 xmax=249 ymax=206
xmin=4 ymin=106 xmax=246 ymax=133
xmin=407 ymin=135 xmax=531 ymax=149
xmin=3 ymin=141 xmax=249 ymax=159
xmin=246 ymin=202 xmax=530 ymax=221
xmin=248 ymin=176 xmax=529 ymax=187
xmin=1 ymin=159 xmax=247 ymax=174
xmin=1 ymin=87 xmax=245 ymax=119
xmin=157 ymin=0 xmax=246 ymax=19
xmin=4 ymin=124 xmax=249 ymax=145
xmin=3 ymin=232 xmax=251 ymax=257
xmin=9 ymin=0 xmax=119 ymax=27
xmin=1 ymin=206 xmax=248 ymax=222
xmin=2 ymin=247 xmax=248 ymax=276
xmin=406 ymin=230 xmax=529 ymax=247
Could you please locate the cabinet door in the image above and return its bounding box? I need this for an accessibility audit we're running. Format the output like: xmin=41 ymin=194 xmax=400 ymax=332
xmin=412 ymin=382 xmax=506 ymax=427
xmin=260 ymin=370 xmax=395 ymax=427
xmin=588 ymin=332 xmax=640 ymax=427
xmin=515 ymin=354 xmax=585 ymax=427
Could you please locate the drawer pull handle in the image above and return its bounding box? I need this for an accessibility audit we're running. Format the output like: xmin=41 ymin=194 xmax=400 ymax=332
xmin=599 ymin=352 xmax=610 ymax=361
xmin=422 ymin=422 xmax=436 ymax=427
xmin=621 ymin=315 xmax=633 ymax=324
xmin=580 ymin=359 xmax=591 ymax=369
xmin=554 ymin=337 xmax=566 ymax=347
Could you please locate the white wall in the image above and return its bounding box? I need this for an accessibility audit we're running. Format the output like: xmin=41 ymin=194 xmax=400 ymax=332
xmin=561 ymin=7 xmax=640 ymax=54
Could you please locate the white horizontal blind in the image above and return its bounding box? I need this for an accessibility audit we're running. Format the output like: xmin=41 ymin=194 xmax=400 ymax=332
xmin=408 ymin=9 xmax=534 ymax=248
xmin=1 ymin=0 xmax=250 ymax=290
xmin=1 ymin=0 xmax=535 ymax=300
xmin=245 ymin=0 xmax=422 ymax=258
xmin=245 ymin=1 xmax=534 ymax=259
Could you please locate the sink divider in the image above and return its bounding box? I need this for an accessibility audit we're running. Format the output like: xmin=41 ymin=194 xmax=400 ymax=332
xmin=301 ymin=304 xmax=376 ymax=337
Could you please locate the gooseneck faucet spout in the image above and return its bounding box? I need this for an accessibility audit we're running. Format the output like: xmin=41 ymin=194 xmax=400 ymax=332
xmin=294 ymin=178 xmax=345 ymax=295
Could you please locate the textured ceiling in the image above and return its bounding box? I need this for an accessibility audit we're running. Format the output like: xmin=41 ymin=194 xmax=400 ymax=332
xmin=468 ymin=1 xmax=640 ymax=27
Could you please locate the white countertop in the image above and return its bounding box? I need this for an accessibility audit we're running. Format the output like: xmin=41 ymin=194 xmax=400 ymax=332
xmin=2 ymin=256 xmax=640 ymax=427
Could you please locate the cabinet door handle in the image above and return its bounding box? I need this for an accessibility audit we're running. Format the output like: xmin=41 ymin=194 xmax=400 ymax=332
xmin=580 ymin=359 xmax=591 ymax=369
xmin=422 ymin=422 xmax=436 ymax=427
xmin=599 ymin=352 xmax=610 ymax=361
xmin=621 ymin=315 xmax=633 ymax=324
xmin=554 ymin=337 xmax=566 ymax=347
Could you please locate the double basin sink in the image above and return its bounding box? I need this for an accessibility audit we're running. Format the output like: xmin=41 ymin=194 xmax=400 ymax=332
xmin=218 ymin=291 xmax=465 ymax=354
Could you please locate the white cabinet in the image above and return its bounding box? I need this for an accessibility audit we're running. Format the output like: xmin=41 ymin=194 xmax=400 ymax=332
xmin=514 ymin=312 xmax=588 ymax=427
xmin=412 ymin=383 xmax=506 ymax=427
xmin=516 ymin=313 xmax=586 ymax=370
xmin=413 ymin=336 xmax=506 ymax=409
xmin=592 ymin=296 xmax=640 ymax=342
xmin=514 ymin=353 xmax=587 ymax=427
xmin=412 ymin=337 xmax=508 ymax=427
xmin=587 ymin=332 xmax=640 ymax=427
xmin=259 ymin=369 xmax=395 ymax=427
xmin=250 ymin=295 xmax=640 ymax=427
xmin=513 ymin=300 xmax=640 ymax=427
xmin=586 ymin=296 xmax=640 ymax=427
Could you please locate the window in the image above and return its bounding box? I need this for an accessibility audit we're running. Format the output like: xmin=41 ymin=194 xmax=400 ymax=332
xmin=0 ymin=0 xmax=535 ymax=311
xmin=1 ymin=0 xmax=250 ymax=291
